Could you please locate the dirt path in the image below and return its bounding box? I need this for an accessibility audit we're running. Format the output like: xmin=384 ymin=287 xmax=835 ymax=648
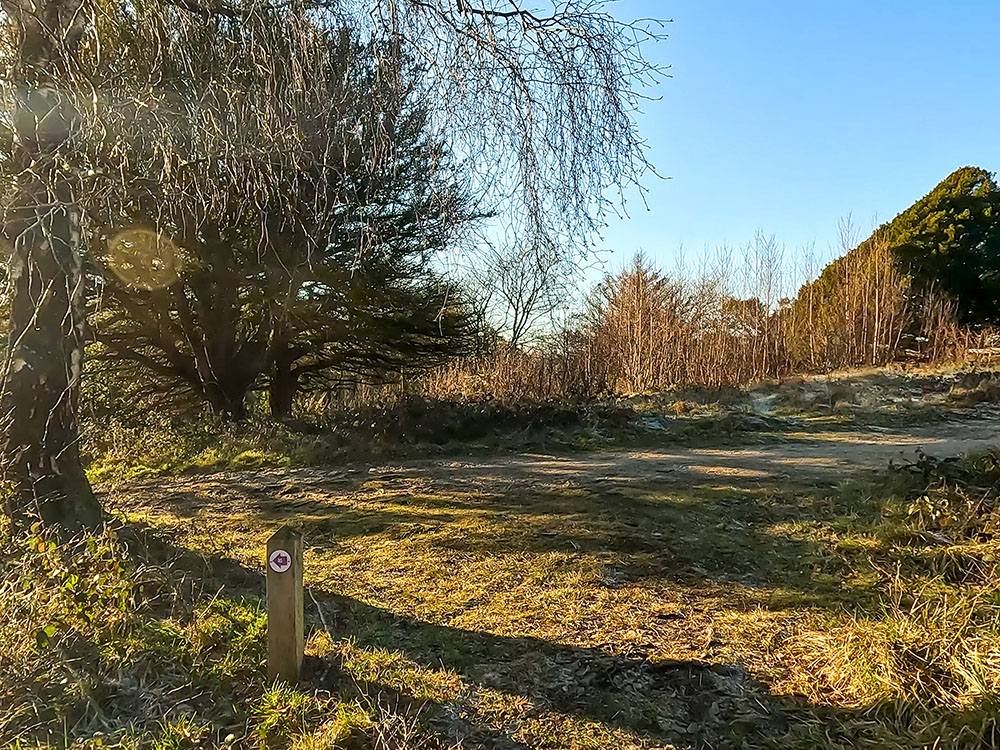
xmin=401 ymin=414 xmax=1000 ymax=490
xmin=114 ymin=415 xmax=1000 ymax=504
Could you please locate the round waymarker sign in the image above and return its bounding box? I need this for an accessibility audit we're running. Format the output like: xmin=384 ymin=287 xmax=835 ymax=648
xmin=269 ymin=549 xmax=293 ymax=573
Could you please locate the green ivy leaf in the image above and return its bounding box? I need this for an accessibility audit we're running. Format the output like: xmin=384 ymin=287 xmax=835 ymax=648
xmin=34 ymin=625 xmax=57 ymax=649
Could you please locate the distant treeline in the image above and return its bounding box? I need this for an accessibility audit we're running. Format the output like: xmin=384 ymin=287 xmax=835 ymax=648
xmin=85 ymin=166 xmax=1000 ymax=415
xmin=404 ymin=166 xmax=1000 ymax=402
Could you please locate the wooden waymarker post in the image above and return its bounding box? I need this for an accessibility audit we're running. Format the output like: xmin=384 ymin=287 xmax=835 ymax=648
xmin=266 ymin=525 xmax=304 ymax=684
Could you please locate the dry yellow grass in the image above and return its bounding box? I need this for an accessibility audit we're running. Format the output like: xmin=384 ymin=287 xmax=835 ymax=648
xmin=10 ymin=390 xmax=1000 ymax=748
xmin=97 ymin=429 xmax=999 ymax=749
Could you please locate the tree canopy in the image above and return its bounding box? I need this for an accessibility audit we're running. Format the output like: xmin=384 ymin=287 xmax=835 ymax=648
xmin=0 ymin=0 xmax=663 ymax=529
xmin=889 ymin=166 xmax=1000 ymax=324
xmin=86 ymin=31 xmax=475 ymax=419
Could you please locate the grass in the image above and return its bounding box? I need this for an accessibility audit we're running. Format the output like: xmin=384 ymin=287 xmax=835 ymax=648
xmin=0 ymin=521 xmax=442 ymax=750
xmin=8 ymin=368 xmax=1000 ymax=748
xmin=26 ymin=448 xmax=979 ymax=747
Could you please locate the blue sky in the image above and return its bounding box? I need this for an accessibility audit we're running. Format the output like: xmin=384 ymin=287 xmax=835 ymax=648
xmin=599 ymin=1 xmax=1000 ymax=282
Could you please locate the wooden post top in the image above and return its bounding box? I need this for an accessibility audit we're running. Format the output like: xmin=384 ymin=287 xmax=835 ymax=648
xmin=268 ymin=525 xmax=303 ymax=545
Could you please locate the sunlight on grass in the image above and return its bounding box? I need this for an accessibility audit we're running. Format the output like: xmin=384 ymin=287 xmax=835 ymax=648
xmin=16 ymin=432 xmax=990 ymax=748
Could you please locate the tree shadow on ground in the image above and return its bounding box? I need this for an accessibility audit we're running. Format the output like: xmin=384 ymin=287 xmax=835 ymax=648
xmin=111 ymin=460 xmax=875 ymax=612
xmin=130 ymin=526 xmax=788 ymax=749
xmin=119 ymin=524 xmax=998 ymax=750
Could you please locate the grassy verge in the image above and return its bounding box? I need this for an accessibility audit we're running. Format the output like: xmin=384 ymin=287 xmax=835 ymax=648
xmin=0 ymin=521 xmax=453 ymax=750
xmin=785 ymin=450 xmax=1000 ymax=744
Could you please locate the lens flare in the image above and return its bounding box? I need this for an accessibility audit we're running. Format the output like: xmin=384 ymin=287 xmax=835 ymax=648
xmin=106 ymin=229 xmax=181 ymax=291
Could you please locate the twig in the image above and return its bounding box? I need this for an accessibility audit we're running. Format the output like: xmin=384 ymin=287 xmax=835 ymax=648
xmin=307 ymin=586 xmax=331 ymax=633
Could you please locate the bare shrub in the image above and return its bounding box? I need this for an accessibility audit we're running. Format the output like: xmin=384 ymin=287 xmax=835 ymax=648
xmin=785 ymin=221 xmax=912 ymax=371
xmin=296 ymin=220 xmax=1000 ymax=409
xmin=411 ymin=245 xmax=797 ymax=401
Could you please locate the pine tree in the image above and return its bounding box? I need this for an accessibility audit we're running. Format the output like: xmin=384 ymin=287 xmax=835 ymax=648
xmin=87 ymin=35 xmax=474 ymax=419
xmin=890 ymin=166 xmax=1000 ymax=324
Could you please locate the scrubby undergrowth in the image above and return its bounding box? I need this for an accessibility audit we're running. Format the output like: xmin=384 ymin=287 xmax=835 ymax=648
xmin=82 ymin=399 xmax=638 ymax=484
xmin=783 ymin=448 xmax=1000 ymax=747
xmin=81 ymin=395 xmax=789 ymax=485
xmin=83 ymin=367 xmax=1000 ymax=485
